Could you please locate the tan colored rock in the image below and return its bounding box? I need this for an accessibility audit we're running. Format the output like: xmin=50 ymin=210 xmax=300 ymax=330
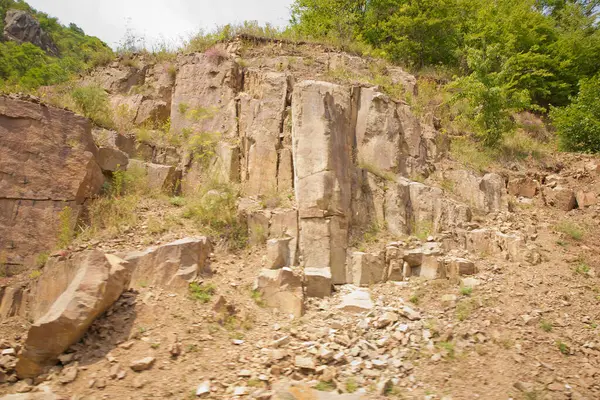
xmin=0 ymin=285 xmax=27 ymax=320
xmin=544 ymin=187 xmax=577 ymax=211
xmin=266 ymin=238 xmax=292 ymax=269
xmin=277 ymin=147 xmax=294 ymax=193
xmin=92 ymin=129 xmax=137 ymax=156
xmin=130 ymin=357 xmax=155 ymax=372
xmin=445 ymin=257 xmax=476 ymax=282
xmin=239 ymin=70 xmax=289 ymax=196
xmin=97 ymin=147 xmax=129 ymax=172
xmin=442 ymin=170 xmax=506 ymax=213
xmin=127 ymin=159 xmax=181 ymax=195
xmin=508 ymin=177 xmax=538 ymax=198
xmin=273 ymin=383 xmax=367 ymax=400
xmin=135 ymin=99 xmax=170 ymax=126
xmin=351 ymin=252 xmax=386 ymax=287
xmin=576 ymin=190 xmax=597 ymax=208
xmin=304 ymin=268 xmax=332 ymax=298
xmin=86 ymin=61 xmax=146 ymax=94
xmin=125 ymin=237 xmax=212 ymax=290
xmin=254 ymin=268 xmax=304 ymax=317
xmin=270 ymin=209 xmax=299 ymax=266
xmin=337 ymin=289 xmax=374 ymax=313
xmin=247 ymin=210 xmax=270 ymax=246
xmin=0 ymin=96 xmax=104 ymax=264
xmin=182 ymin=142 xmax=240 ymax=194
xmin=0 ymin=385 xmax=58 ymax=400
xmin=171 ymin=53 xmax=242 ymax=139
xmin=16 ymin=251 xmax=131 ymax=378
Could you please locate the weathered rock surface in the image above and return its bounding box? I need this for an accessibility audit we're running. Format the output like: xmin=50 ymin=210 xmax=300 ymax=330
xmin=508 ymin=177 xmax=538 ymax=198
xmin=543 ymin=187 xmax=577 ymax=211
xmin=16 ymin=251 xmax=131 ymax=378
xmin=350 ymin=252 xmax=386 ymax=287
xmin=3 ymin=10 xmax=59 ymax=55
xmin=97 ymin=147 xmax=129 ymax=172
xmin=254 ymin=268 xmax=304 ymax=317
xmin=304 ymin=268 xmax=332 ymax=298
xmin=443 ymin=170 xmax=506 ymax=213
xmin=0 ymin=96 xmax=104 ymax=265
xmin=127 ymin=159 xmax=181 ymax=194
xmin=125 ymin=237 xmax=212 ymax=290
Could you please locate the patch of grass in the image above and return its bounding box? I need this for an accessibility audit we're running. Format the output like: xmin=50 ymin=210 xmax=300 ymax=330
xmin=183 ymin=179 xmax=248 ymax=250
xmin=345 ymin=378 xmax=358 ymax=393
xmin=247 ymin=378 xmax=264 ymax=388
xmin=138 ymin=280 xmax=149 ymax=288
xmin=57 ymin=206 xmax=75 ymax=249
xmin=557 ymin=221 xmax=584 ymax=241
xmin=441 ymin=178 xmax=455 ymax=193
xmin=460 ymin=286 xmax=473 ymax=296
xmin=574 ymin=263 xmax=591 ymax=276
xmin=150 ymin=343 xmax=160 ymax=349
xmin=170 ymin=196 xmax=185 ymax=207
xmin=409 ymin=293 xmax=420 ymax=305
xmin=456 ymin=299 xmax=475 ymax=321
xmin=437 ymin=341 xmax=456 ymax=359
xmin=186 ymin=344 xmax=199 ymax=353
xmin=556 ymin=341 xmax=570 ymax=355
xmin=189 ymin=282 xmax=216 ymax=303
xmin=414 ymin=220 xmax=433 ymax=241
xmin=314 ymin=381 xmax=336 ymax=392
xmin=28 ymin=270 xmax=42 ymax=280
xmin=70 ymin=85 xmax=114 ymax=129
xmin=540 ymin=320 xmax=553 ymax=333
xmin=251 ymin=290 xmax=266 ymax=307
xmin=35 ymin=252 xmax=49 ymax=268
xmin=359 ymin=161 xmax=396 ymax=182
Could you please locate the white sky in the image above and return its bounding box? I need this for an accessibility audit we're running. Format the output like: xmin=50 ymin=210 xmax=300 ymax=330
xmin=26 ymin=0 xmax=295 ymax=49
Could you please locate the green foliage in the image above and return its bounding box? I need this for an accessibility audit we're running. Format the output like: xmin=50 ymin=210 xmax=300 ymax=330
xmin=0 ymin=0 xmax=112 ymax=92
xmin=556 ymin=220 xmax=584 ymax=240
xmin=551 ymin=74 xmax=600 ymax=153
xmin=57 ymin=206 xmax=74 ymax=249
xmin=70 ymin=85 xmax=114 ymax=128
xmin=182 ymin=180 xmax=248 ymax=250
xmin=189 ymin=282 xmax=216 ymax=303
xmin=35 ymin=252 xmax=49 ymax=268
xmin=345 ymin=378 xmax=359 ymax=393
xmin=460 ymin=286 xmax=473 ymax=296
xmin=314 ymin=381 xmax=336 ymax=392
xmin=540 ymin=320 xmax=553 ymax=332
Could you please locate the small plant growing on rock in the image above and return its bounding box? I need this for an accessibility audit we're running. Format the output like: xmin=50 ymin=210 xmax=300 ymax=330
xmin=557 ymin=341 xmax=570 ymax=355
xmin=345 ymin=378 xmax=358 ymax=393
xmin=314 ymin=381 xmax=336 ymax=392
xmin=540 ymin=320 xmax=553 ymax=333
xmin=70 ymin=85 xmax=114 ymax=128
xmin=189 ymin=282 xmax=216 ymax=303
xmin=251 ymin=290 xmax=266 ymax=307
xmin=28 ymin=270 xmax=42 ymax=280
xmin=205 ymin=46 xmax=229 ymax=65
xmin=57 ymin=206 xmax=75 ymax=249
xmin=574 ymin=263 xmax=591 ymax=277
xmin=557 ymin=221 xmax=584 ymax=241
xmin=35 ymin=252 xmax=49 ymax=268
xmin=460 ymin=286 xmax=473 ymax=296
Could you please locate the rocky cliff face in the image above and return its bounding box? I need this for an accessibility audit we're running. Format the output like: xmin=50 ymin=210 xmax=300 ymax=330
xmin=0 ymin=95 xmax=104 ymax=268
xmin=2 ymin=9 xmax=59 ymax=55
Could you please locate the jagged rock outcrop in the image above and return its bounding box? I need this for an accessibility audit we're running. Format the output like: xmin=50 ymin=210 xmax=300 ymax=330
xmin=442 ymin=170 xmax=507 ymax=213
xmin=2 ymin=9 xmax=59 ymax=55
xmin=16 ymin=251 xmax=131 ymax=378
xmin=0 ymin=96 xmax=104 ymax=266
xmin=254 ymin=267 xmax=304 ymax=317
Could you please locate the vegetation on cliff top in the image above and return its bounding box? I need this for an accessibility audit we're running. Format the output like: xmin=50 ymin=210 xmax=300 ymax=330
xmin=0 ymin=0 xmax=112 ymax=91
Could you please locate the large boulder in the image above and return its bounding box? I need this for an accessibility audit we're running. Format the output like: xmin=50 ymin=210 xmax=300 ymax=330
xmin=127 ymin=159 xmax=181 ymax=195
xmin=254 ymin=268 xmax=304 ymax=317
xmin=442 ymin=170 xmax=506 ymax=213
xmin=0 ymin=96 xmax=104 ymax=265
xmin=125 ymin=237 xmax=212 ymax=290
xmin=16 ymin=251 xmax=131 ymax=378
xmin=3 ymin=9 xmax=59 ymax=55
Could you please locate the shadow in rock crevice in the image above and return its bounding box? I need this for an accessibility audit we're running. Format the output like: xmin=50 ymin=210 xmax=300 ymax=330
xmin=66 ymin=290 xmax=139 ymax=367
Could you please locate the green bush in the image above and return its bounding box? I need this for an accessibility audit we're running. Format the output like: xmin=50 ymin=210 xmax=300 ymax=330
xmin=70 ymin=85 xmax=114 ymax=128
xmin=551 ymin=75 xmax=600 ymax=153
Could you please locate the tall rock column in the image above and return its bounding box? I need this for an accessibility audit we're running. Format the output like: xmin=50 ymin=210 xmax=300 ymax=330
xmin=292 ymin=81 xmax=357 ymax=286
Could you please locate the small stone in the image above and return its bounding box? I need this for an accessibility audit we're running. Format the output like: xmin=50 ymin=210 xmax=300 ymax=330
xmin=132 ymin=376 xmax=146 ymax=389
xmin=238 ymin=370 xmax=252 ymax=377
xmin=295 ymin=356 xmax=316 ymax=371
xmin=119 ymin=341 xmax=135 ymax=350
xmin=96 ymin=378 xmax=107 ymax=389
xmin=58 ymin=353 xmax=74 ymax=364
xmin=272 ymin=336 xmax=291 ymax=348
xmin=233 ymin=339 xmax=245 ymax=345
xmin=401 ymin=306 xmax=421 ymax=321
xmin=130 ymin=356 xmax=156 ymax=372
xmin=196 ymin=380 xmax=211 ymax=396
xmin=514 ymin=381 xmax=535 ymax=393
xmin=320 ymin=367 xmax=337 ymax=382
xmin=460 ymin=277 xmax=480 ymax=288
xmin=233 ymin=386 xmax=248 ymax=396
xmin=376 ymin=378 xmax=393 ymax=395
xmin=59 ymin=364 xmax=78 ymax=384
xmin=1 ymin=348 xmax=16 ymax=356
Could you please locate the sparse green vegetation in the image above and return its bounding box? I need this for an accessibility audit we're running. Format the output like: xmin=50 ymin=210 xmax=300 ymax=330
xmin=557 ymin=221 xmax=585 ymax=241
xmin=438 ymin=341 xmax=456 ymax=359
xmin=35 ymin=252 xmax=49 ymax=268
xmin=182 ymin=179 xmax=248 ymax=250
xmin=314 ymin=381 xmax=336 ymax=392
xmin=456 ymin=299 xmax=476 ymax=321
xmin=28 ymin=269 xmax=42 ymax=279
xmin=345 ymin=378 xmax=358 ymax=393
xmin=414 ymin=220 xmax=433 ymax=241
xmin=540 ymin=320 xmax=553 ymax=333
xmin=251 ymin=290 xmax=266 ymax=307
xmin=56 ymin=206 xmax=75 ymax=249
xmin=460 ymin=286 xmax=473 ymax=296
xmin=574 ymin=263 xmax=591 ymax=276
xmin=557 ymin=341 xmax=570 ymax=355
xmin=189 ymin=282 xmax=216 ymax=303
xmin=409 ymin=293 xmax=420 ymax=305
xmin=70 ymin=85 xmax=114 ymax=128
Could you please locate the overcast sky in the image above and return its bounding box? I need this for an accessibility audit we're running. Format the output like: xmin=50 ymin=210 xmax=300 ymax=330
xmin=26 ymin=0 xmax=295 ymax=49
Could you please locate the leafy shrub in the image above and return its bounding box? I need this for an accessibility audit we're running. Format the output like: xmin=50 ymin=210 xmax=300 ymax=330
xmin=189 ymin=282 xmax=216 ymax=303
xmin=551 ymin=75 xmax=600 ymax=153
xmin=70 ymin=85 xmax=114 ymax=128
